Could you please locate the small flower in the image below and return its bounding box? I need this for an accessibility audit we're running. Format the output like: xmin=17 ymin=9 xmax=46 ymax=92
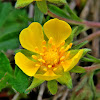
xmin=15 ymin=18 xmax=83 ymax=81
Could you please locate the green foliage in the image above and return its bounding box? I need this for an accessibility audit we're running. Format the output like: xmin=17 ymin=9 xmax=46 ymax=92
xmin=34 ymin=3 xmax=44 ymax=24
xmin=36 ymin=0 xmax=48 ymax=14
xmin=57 ymin=72 xmax=72 ymax=89
xmin=9 ymin=66 xmax=29 ymax=93
xmin=82 ymin=54 xmax=100 ymax=63
xmin=26 ymin=78 xmax=44 ymax=91
xmin=70 ymin=66 xmax=86 ymax=73
xmin=47 ymin=80 xmax=58 ymax=94
xmin=0 ymin=2 xmax=28 ymax=51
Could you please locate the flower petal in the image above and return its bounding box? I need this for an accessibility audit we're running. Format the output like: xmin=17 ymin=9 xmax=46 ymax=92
xmin=19 ymin=22 xmax=44 ymax=52
xmin=15 ymin=52 xmax=40 ymax=76
xmin=34 ymin=70 xmax=61 ymax=81
xmin=43 ymin=18 xmax=72 ymax=45
xmin=62 ymin=50 xmax=83 ymax=72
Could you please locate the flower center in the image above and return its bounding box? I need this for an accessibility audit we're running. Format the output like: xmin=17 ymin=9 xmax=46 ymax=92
xmin=43 ymin=50 xmax=59 ymax=65
xmin=32 ymin=37 xmax=72 ymax=71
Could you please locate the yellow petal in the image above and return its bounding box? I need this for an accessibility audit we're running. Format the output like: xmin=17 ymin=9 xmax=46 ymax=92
xmin=43 ymin=18 xmax=72 ymax=45
xmin=19 ymin=22 xmax=44 ymax=52
xmin=34 ymin=70 xmax=61 ymax=81
xmin=15 ymin=52 xmax=40 ymax=76
xmin=62 ymin=50 xmax=83 ymax=72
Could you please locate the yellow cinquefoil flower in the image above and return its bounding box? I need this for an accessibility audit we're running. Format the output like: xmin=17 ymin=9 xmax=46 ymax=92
xmin=15 ymin=18 xmax=83 ymax=81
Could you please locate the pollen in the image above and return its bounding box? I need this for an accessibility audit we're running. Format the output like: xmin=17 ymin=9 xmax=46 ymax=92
xmin=48 ymin=65 xmax=52 ymax=68
xmin=32 ymin=55 xmax=37 ymax=59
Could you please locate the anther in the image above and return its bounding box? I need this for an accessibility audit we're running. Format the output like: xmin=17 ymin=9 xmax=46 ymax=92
xmin=42 ymin=40 xmax=46 ymax=45
xmin=38 ymin=59 xmax=45 ymax=63
xmin=32 ymin=55 xmax=37 ymax=59
xmin=60 ymin=41 xmax=65 ymax=46
xmin=59 ymin=47 xmax=65 ymax=52
xmin=53 ymin=68 xmax=57 ymax=71
xmin=40 ymin=53 xmax=44 ymax=56
xmin=35 ymin=64 xmax=40 ymax=67
xmin=60 ymin=56 xmax=65 ymax=61
xmin=43 ymin=68 xmax=47 ymax=71
xmin=35 ymin=47 xmax=39 ymax=51
xmin=43 ymin=46 xmax=47 ymax=51
xmin=54 ymin=59 xmax=58 ymax=64
xmin=65 ymin=43 xmax=73 ymax=51
xmin=48 ymin=37 xmax=53 ymax=44
xmin=48 ymin=65 xmax=52 ymax=68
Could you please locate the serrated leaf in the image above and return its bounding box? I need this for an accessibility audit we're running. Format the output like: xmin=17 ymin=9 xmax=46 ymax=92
xmin=47 ymin=80 xmax=58 ymax=95
xmin=34 ymin=3 xmax=44 ymax=24
xmin=36 ymin=0 xmax=48 ymax=14
xmin=26 ymin=78 xmax=44 ymax=91
xmin=15 ymin=0 xmax=33 ymax=8
xmin=70 ymin=66 xmax=86 ymax=73
xmin=57 ymin=72 xmax=72 ymax=89
xmin=9 ymin=66 xmax=29 ymax=93
xmin=0 ymin=52 xmax=13 ymax=75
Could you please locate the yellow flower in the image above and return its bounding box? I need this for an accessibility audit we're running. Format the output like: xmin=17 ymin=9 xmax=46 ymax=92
xmin=15 ymin=18 xmax=83 ymax=81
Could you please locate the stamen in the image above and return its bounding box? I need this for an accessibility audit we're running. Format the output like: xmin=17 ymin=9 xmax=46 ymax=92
xmin=65 ymin=43 xmax=73 ymax=51
xmin=42 ymin=40 xmax=46 ymax=45
xmin=43 ymin=46 xmax=47 ymax=51
xmin=60 ymin=56 xmax=65 ymax=61
xmin=48 ymin=37 xmax=53 ymax=44
xmin=54 ymin=59 xmax=58 ymax=64
xmin=53 ymin=68 xmax=57 ymax=71
xmin=35 ymin=64 xmax=40 ymax=67
xmin=35 ymin=47 xmax=39 ymax=51
xmin=48 ymin=65 xmax=52 ymax=68
xmin=66 ymin=52 xmax=70 ymax=58
xmin=59 ymin=47 xmax=65 ymax=52
xmin=40 ymin=53 xmax=44 ymax=56
xmin=60 ymin=41 xmax=65 ymax=46
xmin=38 ymin=59 xmax=45 ymax=63
xmin=43 ymin=68 xmax=47 ymax=71
xmin=32 ymin=55 xmax=37 ymax=59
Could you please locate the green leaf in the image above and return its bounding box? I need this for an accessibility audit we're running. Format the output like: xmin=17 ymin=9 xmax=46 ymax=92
xmin=0 ymin=52 xmax=13 ymax=75
xmin=47 ymin=80 xmax=58 ymax=95
xmin=72 ymin=41 xmax=89 ymax=49
xmin=15 ymin=49 xmax=36 ymax=61
xmin=26 ymin=78 xmax=44 ymax=91
xmin=47 ymin=0 xmax=66 ymax=4
xmin=57 ymin=72 xmax=72 ymax=89
xmin=65 ymin=3 xmax=82 ymax=21
xmin=65 ymin=26 xmax=79 ymax=44
xmin=36 ymin=0 xmax=48 ymax=14
xmin=15 ymin=0 xmax=33 ymax=8
xmin=34 ymin=3 xmax=44 ymax=24
xmin=0 ymin=73 xmax=12 ymax=91
xmin=9 ymin=66 xmax=29 ymax=93
xmin=86 ymin=54 xmax=100 ymax=63
xmin=0 ymin=2 xmax=12 ymax=27
xmin=0 ymin=2 xmax=28 ymax=51
xmin=70 ymin=66 xmax=86 ymax=73
xmin=82 ymin=48 xmax=91 ymax=57
xmin=48 ymin=4 xmax=71 ymax=20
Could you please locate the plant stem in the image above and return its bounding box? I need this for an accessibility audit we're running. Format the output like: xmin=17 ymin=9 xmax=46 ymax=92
xmin=84 ymin=64 xmax=100 ymax=72
xmin=47 ymin=10 xmax=100 ymax=28
xmin=76 ymin=30 xmax=100 ymax=44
